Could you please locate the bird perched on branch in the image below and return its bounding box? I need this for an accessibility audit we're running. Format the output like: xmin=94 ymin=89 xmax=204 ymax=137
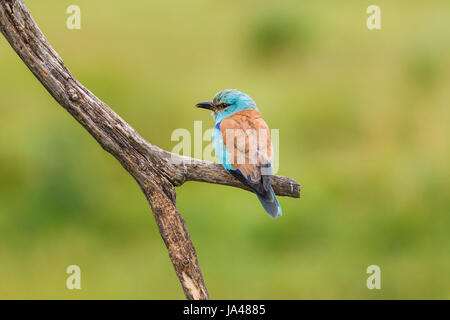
xmin=197 ymin=89 xmax=281 ymax=218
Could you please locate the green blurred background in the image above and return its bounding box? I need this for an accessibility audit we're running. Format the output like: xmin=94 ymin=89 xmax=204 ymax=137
xmin=1 ymin=0 xmax=450 ymax=299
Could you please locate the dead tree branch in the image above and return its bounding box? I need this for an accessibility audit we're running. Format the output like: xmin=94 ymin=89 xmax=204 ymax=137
xmin=0 ymin=0 xmax=300 ymax=300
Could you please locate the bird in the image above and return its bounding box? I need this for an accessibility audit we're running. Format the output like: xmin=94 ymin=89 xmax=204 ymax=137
xmin=196 ymin=89 xmax=282 ymax=219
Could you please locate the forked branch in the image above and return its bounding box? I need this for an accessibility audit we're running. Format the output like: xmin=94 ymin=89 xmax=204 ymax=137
xmin=0 ymin=0 xmax=300 ymax=300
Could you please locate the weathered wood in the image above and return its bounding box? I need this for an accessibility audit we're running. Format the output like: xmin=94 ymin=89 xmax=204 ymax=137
xmin=170 ymin=156 xmax=301 ymax=198
xmin=0 ymin=0 xmax=300 ymax=299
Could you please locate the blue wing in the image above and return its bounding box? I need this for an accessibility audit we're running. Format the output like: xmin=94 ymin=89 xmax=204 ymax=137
xmin=212 ymin=121 xmax=281 ymax=218
xmin=212 ymin=121 xmax=271 ymax=195
xmin=212 ymin=121 xmax=235 ymax=171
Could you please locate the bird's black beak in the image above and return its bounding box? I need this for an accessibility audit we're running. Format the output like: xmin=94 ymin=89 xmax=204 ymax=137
xmin=196 ymin=100 xmax=214 ymax=110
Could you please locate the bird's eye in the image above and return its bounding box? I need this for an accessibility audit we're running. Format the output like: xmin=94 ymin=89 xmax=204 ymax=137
xmin=220 ymin=103 xmax=229 ymax=108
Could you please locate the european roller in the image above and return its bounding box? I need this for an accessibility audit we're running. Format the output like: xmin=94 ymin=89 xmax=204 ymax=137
xmin=196 ymin=89 xmax=282 ymax=219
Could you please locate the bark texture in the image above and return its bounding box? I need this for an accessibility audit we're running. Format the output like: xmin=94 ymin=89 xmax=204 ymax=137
xmin=0 ymin=0 xmax=300 ymax=300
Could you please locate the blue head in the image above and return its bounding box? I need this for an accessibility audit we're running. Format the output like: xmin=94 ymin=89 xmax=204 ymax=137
xmin=196 ymin=89 xmax=258 ymax=123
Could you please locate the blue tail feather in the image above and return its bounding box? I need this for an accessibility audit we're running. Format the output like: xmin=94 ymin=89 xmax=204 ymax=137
xmin=256 ymin=186 xmax=282 ymax=219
